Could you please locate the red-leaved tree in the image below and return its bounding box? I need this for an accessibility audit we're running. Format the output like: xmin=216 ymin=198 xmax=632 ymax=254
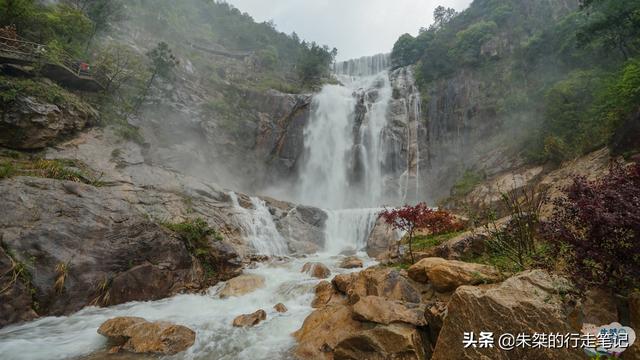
xmin=379 ymin=203 xmax=463 ymax=263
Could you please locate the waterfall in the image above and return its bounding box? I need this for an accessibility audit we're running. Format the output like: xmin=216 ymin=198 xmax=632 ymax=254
xmin=323 ymin=208 xmax=381 ymax=254
xmin=334 ymin=53 xmax=390 ymax=77
xmin=229 ymin=192 xmax=289 ymax=256
xmin=296 ymin=57 xmax=394 ymax=209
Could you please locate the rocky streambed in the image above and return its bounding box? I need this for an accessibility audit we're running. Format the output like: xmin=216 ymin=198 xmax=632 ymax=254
xmin=0 ymin=254 xmax=376 ymax=359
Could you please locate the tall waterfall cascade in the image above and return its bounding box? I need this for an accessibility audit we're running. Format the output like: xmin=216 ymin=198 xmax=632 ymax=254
xmin=296 ymin=55 xmax=423 ymax=213
xmin=295 ymin=54 xmax=425 ymax=254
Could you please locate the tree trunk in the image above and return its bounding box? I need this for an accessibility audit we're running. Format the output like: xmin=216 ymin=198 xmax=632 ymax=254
xmin=134 ymin=70 xmax=156 ymax=114
xmin=408 ymin=228 xmax=415 ymax=264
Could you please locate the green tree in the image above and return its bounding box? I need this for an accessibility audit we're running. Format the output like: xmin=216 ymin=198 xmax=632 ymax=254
xmin=63 ymin=0 xmax=125 ymax=50
xmin=432 ymin=5 xmax=457 ymax=30
xmin=135 ymin=42 xmax=179 ymax=112
xmin=391 ymin=33 xmax=419 ymax=69
xmin=451 ymin=20 xmax=497 ymax=65
xmin=0 ymin=0 xmax=37 ymax=31
xmin=296 ymin=42 xmax=337 ymax=87
xmin=256 ymin=46 xmax=279 ymax=71
xmin=577 ymin=0 xmax=640 ymax=59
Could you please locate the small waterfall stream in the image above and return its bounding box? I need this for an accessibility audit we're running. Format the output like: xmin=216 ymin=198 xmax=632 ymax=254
xmin=323 ymin=208 xmax=382 ymax=254
xmin=229 ymin=192 xmax=289 ymax=256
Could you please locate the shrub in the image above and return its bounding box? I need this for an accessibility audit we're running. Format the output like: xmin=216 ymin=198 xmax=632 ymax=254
xmin=163 ymin=218 xmax=223 ymax=281
xmin=0 ymin=162 xmax=15 ymax=179
xmin=542 ymin=160 xmax=640 ymax=292
xmin=482 ymin=183 xmax=548 ymax=270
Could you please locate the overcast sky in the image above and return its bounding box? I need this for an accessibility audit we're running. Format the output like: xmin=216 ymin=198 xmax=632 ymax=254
xmin=225 ymin=0 xmax=473 ymax=60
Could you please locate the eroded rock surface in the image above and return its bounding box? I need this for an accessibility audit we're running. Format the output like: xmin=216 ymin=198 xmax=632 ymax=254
xmin=366 ymin=217 xmax=399 ymax=260
xmin=332 ymin=267 xmax=424 ymax=304
xmin=0 ymin=177 xmax=205 ymax=318
xmin=431 ymin=270 xmax=582 ymax=360
xmin=352 ymin=296 xmax=426 ymax=326
xmin=334 ymin=323 xmax=427 ymax=360
xmin=0 ymin=94 xmax=96 ymax=150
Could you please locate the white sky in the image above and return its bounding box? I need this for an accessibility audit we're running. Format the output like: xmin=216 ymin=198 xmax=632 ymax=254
xmin=225 ymin=0 xmax=473 ymax=61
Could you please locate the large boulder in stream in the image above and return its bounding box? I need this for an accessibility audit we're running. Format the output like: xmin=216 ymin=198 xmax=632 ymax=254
xmin=232 ymin=309 xmax=267 ymax=327
xmin=218 ymin=274 xmax=265 ymax=298
xmin=294 ymin=267 xmax=431 ymax=360
xmin=302 ymin=262 xmax=331 ymax=279
xmin=98 ymin=317 xmax=195 ymax=355
xmin=339 ymin=256 xmax=363 ymax=269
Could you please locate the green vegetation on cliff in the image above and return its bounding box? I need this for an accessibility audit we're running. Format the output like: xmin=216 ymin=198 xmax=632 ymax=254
xmin=391 ymin=0 xmax=640 ymax=164
xmin=127 ymin=0 xmax=337 ymax=89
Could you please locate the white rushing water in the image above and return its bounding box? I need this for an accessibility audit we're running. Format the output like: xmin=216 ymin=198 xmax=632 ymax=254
xmin=296 ymin=69 xmax=394 ymax=209
xmin=229 ymin=192 xmax=289 ymax=256
xmin=0 ymin=255 xmax=376 ymax=360
xmin=323 ymin=208 xmax=382 ymax=254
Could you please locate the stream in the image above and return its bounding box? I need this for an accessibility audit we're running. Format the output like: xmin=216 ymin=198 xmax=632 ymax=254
xmin=0 ymin=252 xmax=376 ymax=360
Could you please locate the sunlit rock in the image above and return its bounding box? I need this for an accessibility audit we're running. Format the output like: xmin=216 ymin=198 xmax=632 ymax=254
xmin=301 ymin=262 xmax=331 ymax=279
xmin=218 ymin=274 xmax=265 ymax=298
xmin=98 ymin=317 xmax=195 ymax=355
xmin=232 ymin=309 xmax=267 ymax=327
xmin=339 ymin=256 xmax=363 ymax=269
xmin=352 ymin=296 xmax=427 ymax=326
xmin=431 ymin=270 xmax=581 ymax=360
xmin=408 ymin=257 xmax=501 ymax=292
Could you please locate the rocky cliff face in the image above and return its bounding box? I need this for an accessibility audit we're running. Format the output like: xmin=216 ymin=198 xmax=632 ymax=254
xmin=136 ymin=74 xmax=312 ymax=193
xmin=388 ymin=66 xmax=427 ymax=202
xmin=403 ymin=0 xmax=581 ymax=202
xmin=0 ymin=123 xmax=327 ymax=328
xmin=108 ymin=19 xmax=313 ymax=195
xmin=0 ymin=176 xmax=204 ymax=324
xmin=0 ymin=89 xmax=97 ymax=150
